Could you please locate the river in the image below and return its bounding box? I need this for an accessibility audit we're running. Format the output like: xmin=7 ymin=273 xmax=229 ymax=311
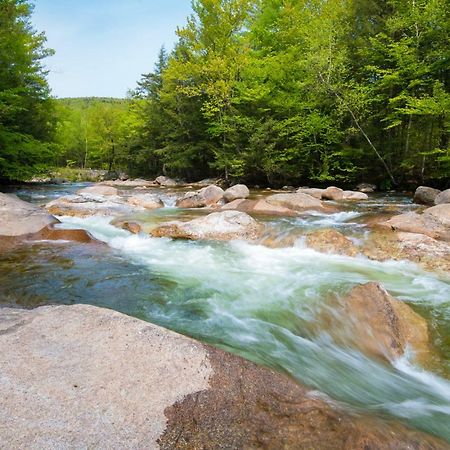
xmin=1 ymin=182 xmax=449 ymax=442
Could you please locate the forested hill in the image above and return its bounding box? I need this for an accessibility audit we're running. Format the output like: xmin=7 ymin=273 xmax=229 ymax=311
xmin=1 ymin=0 xmax=449 ymax=188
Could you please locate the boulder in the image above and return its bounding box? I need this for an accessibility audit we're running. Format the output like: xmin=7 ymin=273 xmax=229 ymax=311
xmin=423 ymin=203 xmax=450 ymax=226
xmin=101 ymin=179 xmax=156 ymax=188
xmin=0 ymin=305 xmax=446 ymax=450
xmin=435 ymin=188 xmax=450 ymax=205
xmin=176 ymin=185 xmax=224 ymax=208
xmin=322 ymin=283 xmax=431 ymax=364
xmin=342 ymin=190 xmax=369 ymax=201
xmin=223 ymin=184 xmax=250 ymax=202
xmin=0 ymin=193 xmax=58 ymax=237
xmin=127 ymin=194 xmax=164 ymax=210
xmin=151 ymin=210 xmax=263 ymax=241
xmin=155 ymin=175 xmax=179 ymax=187
xmin=111 ymin=220 xmax=142 ymax=234
xmin=266 ymin=193 xmax=325 ymax=212
xmin=296 ymin=187 xmax=324 ymax=199
xmin=322 ymin=186 xmax=344 ymax=201
xmin=221 ymin=199 xmax=297 ymax=216
xmin=357 ymin=183 xmax=376 ymax=193
xmin=306 ymin=229 xmax=358 ymax=256
xmin=413 ymin=186 xmax=441 ymax=206
xmin=77 ymin=185 xmax=118 ymax=196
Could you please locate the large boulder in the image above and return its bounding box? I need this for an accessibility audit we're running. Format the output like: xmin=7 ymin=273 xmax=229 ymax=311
xmin=414 ymin=186 xmax=441 ymax=206
xmin=221 ymin=198 xmax=297 ymax=216
xmin=155 ymin=175 xmax=179 ymax=187
xmin=321 ymin=283 xmax=432 ymax=364
xmin=0 ymin=304 xmax=446 ymax=450
xmin=77 ymin=185 xmax=118 ymax=196
xmin=0 ymin=193 xmax=58 ymax=237
xmin=127 ymin=194 xmax=164 ymax=210
xmin=176 ymin=185 xmax=224 ymax=208
xmin=266 ymin=192 xmax=325 ymax=212
xmin=322 ymin=186 xmax=344 ymax=201
xmin=151 ymin=210 xmax=263 ymax=241
xmin=377 ymin=205 xmax=450 ymax=241
xmin=296 ymin=187 xmax=324 ymax=199
xmin=223 ymin=184 xmax=250 ymax=202
xmin=306 ymin=229 xmax=358 ymax=256
xmin=342 ymin=190 xmax=369 ymax=201
xmin=435 ymin=188 xmax=450 ymax=205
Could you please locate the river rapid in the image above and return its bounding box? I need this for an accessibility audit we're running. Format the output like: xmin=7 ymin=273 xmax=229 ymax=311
xmin=1 ymin=182 xmax=449 ymax=443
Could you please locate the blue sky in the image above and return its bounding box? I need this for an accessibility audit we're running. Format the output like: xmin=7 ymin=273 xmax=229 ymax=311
xmin=32 ymin=0 xmax=193 ymax=98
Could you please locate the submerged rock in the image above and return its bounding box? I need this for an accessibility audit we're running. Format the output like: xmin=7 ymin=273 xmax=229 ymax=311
xmin=223 ymin=184 xmax=250 ymax=202
xmin=221 ymin=198 xmax=297 ymax=216
xmin=414 ymin=186 xmax=441 ymax=206
xmin=306 ymin=229 xmax=358 ymax=256
xmin=151 ymin=210 xmax=263 ymax=241
xmin=175 ymin=184 xmax=224 ymax=208
xmin=266 ymin=192 xmax=325 ymax=212
xmin=0 ymin=304 xmax=446 ymax=450
xmin=322 ymin=283 xmax=432 ymax=365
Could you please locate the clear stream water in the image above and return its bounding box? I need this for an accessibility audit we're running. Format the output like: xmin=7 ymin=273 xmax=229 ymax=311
xmin=1 ymin=183 xmax=449 ymax=442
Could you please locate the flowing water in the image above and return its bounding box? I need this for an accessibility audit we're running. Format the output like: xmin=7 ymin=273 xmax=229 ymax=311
xmin=1 ymin=184 xmax=449 ymax=442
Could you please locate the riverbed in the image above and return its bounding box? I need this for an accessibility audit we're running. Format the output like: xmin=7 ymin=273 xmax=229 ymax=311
xmin=1 ymin=182 xmax=449 ymax=443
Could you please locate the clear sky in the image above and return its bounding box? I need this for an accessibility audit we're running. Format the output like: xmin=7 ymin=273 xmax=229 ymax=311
xmin=32 ymin=0 xmax=193 ymax=98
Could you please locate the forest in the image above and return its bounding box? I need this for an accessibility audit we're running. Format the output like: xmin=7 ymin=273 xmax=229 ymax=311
xmin=1 ymin=0 xmax=449 ymax=188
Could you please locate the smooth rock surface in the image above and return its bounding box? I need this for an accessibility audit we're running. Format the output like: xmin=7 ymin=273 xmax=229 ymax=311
xmin=223 ymin=184 xmax=250 ymax=202
xmin=266 ymin=192 xmax=324 ymax=212
xmin=151 ymin=210 xmax=263 ymax=241
xmin=221 ymin=198 xmax=297 ymax=216
xmin=322 ymin=186 xmax=344 ymax=201
xmin=435 ymin=189 xmax=450 ymax=205
xmin=77 ymin=185 xmax=118 ymax=196
xmin=0 ymin=193 xmax=58 ymax=237
xmin=155 ymin=176 xmax=179 ymax=187
xmin=127 ymin=194 xmax=164 ymax=210
xmin=414 ymin=186 xmax=441 ymax=206
xmin=296 ymin=187 xmax=324 ymax=199
xmin=176 ymin=185 xmax=224 ymax=208
xmin=306 ymin=229 xmax=358 ymax=256
xmin=342 ymin=190 xmax=369 ymax=201
xmin=0 ymin=304 xmax=447 ymax=450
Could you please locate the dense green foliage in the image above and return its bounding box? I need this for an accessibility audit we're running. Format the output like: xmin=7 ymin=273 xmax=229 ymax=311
xmin=0 ymin=0 xmax=55 ymax=181
xmin=123 ymin=0 xmax=449 ymax=187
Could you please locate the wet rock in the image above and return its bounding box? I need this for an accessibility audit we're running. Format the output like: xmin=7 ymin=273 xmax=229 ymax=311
xmin=435 ymin=188 xmax=450 ymax=205
xmin=77 ymin=185 xmax=118 ymax=196
xmin=414 ymin=186 xmax=441 ymax=206
xmin=0 ymin=193 xmax=58 ymax=237
xmin=127 ymin=194 xmax=164 ymax=210
xmin=175 ymin=185 xmax=224 ymax=208
xmin=322 ymin=186 xmax=344 ymax=201
xmin=306 ymin=229 xmax=358 ymax=256
xmin=266 ymin=192 xmax=325 ymax=212
xmin=151 ymin=210 xmax=263 ymax=241
xmin=37 ymin=227 xmax=94 ymax=243
xmin=111 ymin=220 xmax=142 ymax=234
xmin=221 ymin=198 xmax=297 ymax=216
xmin=342 ymin=190 xmax=369 ymax=201
xmin=322 ymin=283 xmax=432 ymax=364
xmin=0 ymin=304 xmax=446 ymax=450
xmin=223 ymin=184 xmax=250 ymax=202
xmin=155 ymin=175 xmax=179 ymax=187
xmin=357 ymin=183 xmax=376 ymax=193
xmin=296 ymin=187 xmax=324 ymax=199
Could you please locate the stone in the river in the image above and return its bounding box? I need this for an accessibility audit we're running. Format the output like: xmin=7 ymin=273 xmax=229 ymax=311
xmin=101 ymin=179 xmax=156 ymax=188
xmin=413 ymin=186 xmax=441 ymax=206
xmin=296 ymin=187 xmax=324 ymax=199
xmin=151 ymin=210 xmax=263 ymax=241
xmin=306 ymin=229 xmax=358 ymax=256
xmin=0 ymin=304 xmax=446 ymax=450
xmin=221 ymin=198 xmax=297 ymax=216
xmin=0 ymin=193 xmax=58 ymax=237
xmin=342 ymin=190 xmax=369 ymax=201
xmin=223 ymin=184 xmax=250 ymax=202
xmin=435 ymin=188 xmax=450 ymax=205
xmin=322 ymin=186 xmax=344 ymax=201
xmin=127 ymin=194 xmax=164 ymax=210
xmin=266 ymin=192 xmax=325 ymax=212
xmin=155 ymin=175 xmax=179 ymax=187
xmin=357 ymin=183 xmax=376 ymax=193
xmin=111 ymin=219 xmax=142 ymax=234
xmin=322 ymin=283 xmax=432 ymax=365
xmin=77 ymin=185 xmax=118 ymax=196
xmin=175 ymin=184 xmax=224 ymax=208
xmin=377 ymin=205 xmax=450 ymax=241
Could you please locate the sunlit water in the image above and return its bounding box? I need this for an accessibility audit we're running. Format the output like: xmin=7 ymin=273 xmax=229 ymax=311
xmin=0 ymin=185 xmax=449 ymax=442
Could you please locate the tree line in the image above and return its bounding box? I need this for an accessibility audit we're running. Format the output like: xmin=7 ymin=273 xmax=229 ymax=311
xmin=1 ymin=0 xmax=449 ymax=188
